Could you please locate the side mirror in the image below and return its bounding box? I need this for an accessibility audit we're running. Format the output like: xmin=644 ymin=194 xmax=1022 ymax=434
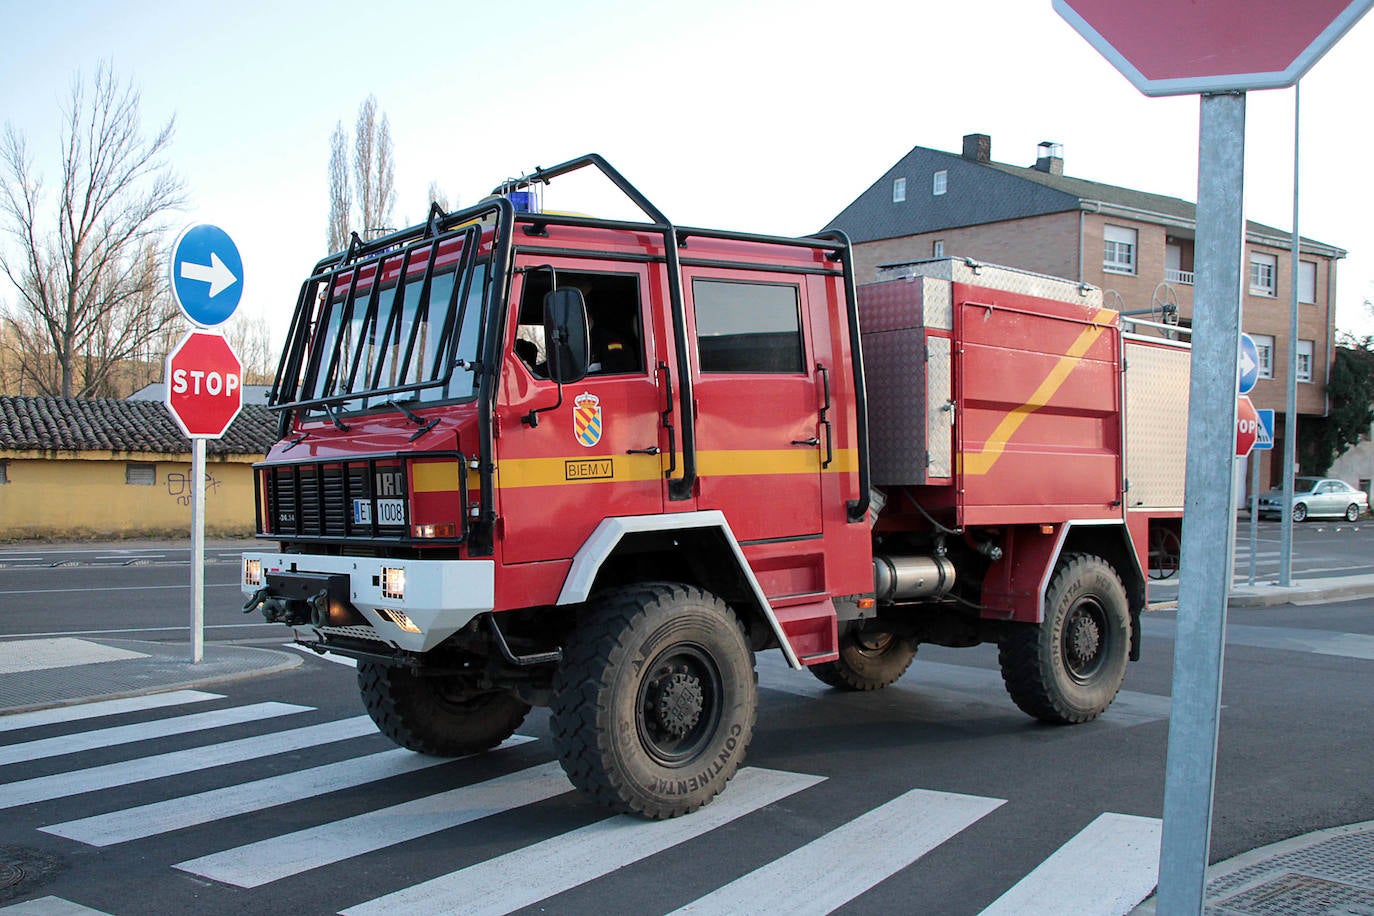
xmin=544 ymin=288 xmax=589 ymax=383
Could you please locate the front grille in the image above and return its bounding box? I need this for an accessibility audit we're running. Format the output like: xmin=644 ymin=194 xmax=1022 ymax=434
xmin=263 ymin=459 xmax=404 ymax=539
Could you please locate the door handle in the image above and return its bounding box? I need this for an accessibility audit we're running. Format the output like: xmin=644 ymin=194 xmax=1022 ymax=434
xmin=628 ymin=446 xmax=661 ymax=455
xmin=791 ymin=437 xmax=820 ymax=447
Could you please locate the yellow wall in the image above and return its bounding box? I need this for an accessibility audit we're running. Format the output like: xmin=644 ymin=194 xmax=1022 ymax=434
xmin=0 ymin=451 xmax=258 ymax=539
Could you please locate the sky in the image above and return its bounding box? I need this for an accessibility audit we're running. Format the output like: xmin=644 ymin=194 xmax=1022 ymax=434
xmin=2 ymin=0 xmax=1373 ymax=348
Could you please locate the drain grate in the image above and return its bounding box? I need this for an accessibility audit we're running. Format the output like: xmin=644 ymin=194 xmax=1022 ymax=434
xmin=0 ymin=847 xmax=64 ymax=903
xmin=0 ymin=862 xmax=24 ymax=890
xmin=1212 ymin=873 xmax=1374 ymax=915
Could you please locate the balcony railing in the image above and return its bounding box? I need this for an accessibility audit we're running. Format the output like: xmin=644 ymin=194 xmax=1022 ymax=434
xmin=1165 ymin=268 xmax=1194 ymax=285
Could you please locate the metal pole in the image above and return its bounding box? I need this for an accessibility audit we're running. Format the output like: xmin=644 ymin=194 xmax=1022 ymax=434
xmin=191 ymin=437 xmax=206 ymax=663
xmin=1249 ymin=453 xmax=1259 ymax=585
xmin=1156 ymin=91 xmax=1247 ymax=914
xmin=1279 ymin=82 xmax=1301 ymax=587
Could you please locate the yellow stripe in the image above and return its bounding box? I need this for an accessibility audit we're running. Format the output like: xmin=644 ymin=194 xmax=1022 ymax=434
xmin=412 ymin=461 xmax=466 ymax=493
xmin=488 ymin=448 xmax=858 ymax=490
xmin=959 ymin=309 xmax=1115 ymax=477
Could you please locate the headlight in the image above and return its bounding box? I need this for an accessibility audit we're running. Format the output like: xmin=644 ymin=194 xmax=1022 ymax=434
xmin=381 ymin=566 xmax=405 ymax=600
xmin=244 ymin=558 xmax=262 ymax=586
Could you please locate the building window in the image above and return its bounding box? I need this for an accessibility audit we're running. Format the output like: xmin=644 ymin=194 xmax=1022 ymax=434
xmin=932 ymin=170 xmax=947 ymax=196
xmin=932 ymin=240 xmax=945 ymax=258
xmin=892 ymin=178 xmax=906 ymax=203
xmin=1249 ymin=253 xmax=1277 ymax=296
xmin=1299 ymin=260 xmax=1317 ymax=304
xmin=0 ymin=460 xmax=7 ymax=484
xmin=1251 ymin=333 xmax=1274 ymax=380
xmin=1296 ymin=339 xmax=1314 ymax=383
xmin=693 ymin=279 xmax=804 ymax=374
xmin=126 ymin=463 xmax=156 ymax=486
xmin=1103 ymin=225 xmax=1137 ymax=275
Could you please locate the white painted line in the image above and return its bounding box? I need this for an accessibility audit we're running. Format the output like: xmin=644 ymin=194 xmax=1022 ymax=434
xmin=1142 ymin=617 xmax=1374 ymax=661
xmin=0 ymin=702 xmax=311 ymax=767
xmin=0 ymin=716 xmax=378 ymax=810
xmin=0 ymin=896 xmax=114 ymax=914
xmin=340 ymin=766 xmax=826 ymax=916
xmin=285 ymin=643 xmax=357 ymax=667
xmin=175 ymin=760 xmax=576 ymax=888
xmin=0 ymin=691 xmax=223 ymax=733
xmin=667 ymin=787 xmax=1005 ymax=915
xmin=43 ymin=735 xmax=536 ymax=846
xmin=979 ymin=813 xmax=1162 ymax=916
xmin=10 ymin=623 xmax=281 ymax=638
xmin=95 ymin=555 xmax=166 ymax=561
xmin=0 ymin=637 xmax=148 ymax=675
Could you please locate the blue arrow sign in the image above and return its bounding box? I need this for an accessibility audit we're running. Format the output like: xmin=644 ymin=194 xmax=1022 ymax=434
xmin=1254 ymin=408 xmax=1275 ymax=450
xmin=1238 ymin=333 xmax=1260 ymax=395
xmin=170 ymin=224 xmax=243 ymax=327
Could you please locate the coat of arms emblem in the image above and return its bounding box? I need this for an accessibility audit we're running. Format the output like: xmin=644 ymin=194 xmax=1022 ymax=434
xmin=573 ymin=392 xmax=602 ymax=447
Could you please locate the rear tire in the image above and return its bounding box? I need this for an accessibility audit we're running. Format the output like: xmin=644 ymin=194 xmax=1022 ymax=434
xmin=1346 ymin=503 xmax=1361 ymax=522
xmin=998 ymin=553 xmax=1130 ymax=724
xmin=358 ymin=662 xmax=530 ymax=756
xmin=551 ymin=583 xmax=756 ymax=819
xmin=810 ymin=628 xmax=917 ymax=691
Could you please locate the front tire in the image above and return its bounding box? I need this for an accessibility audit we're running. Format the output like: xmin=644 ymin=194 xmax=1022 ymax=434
xmin=998 ymin=553 xmax=1130 ymax=724
xmin=358 ymin=662 xmax=530 ymax=756
xmin=1293 ymin=502 xmax=1308 ymax=522
xmin=810 ymin=628 xmax=917 ymax=691
xmin=551 ymin=584 xmax=756 ymax=819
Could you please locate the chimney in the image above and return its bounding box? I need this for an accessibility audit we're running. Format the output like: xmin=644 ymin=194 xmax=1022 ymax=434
xmin=1034 ymin=141 xmax=1064 ymax=175
xmin=962 ymin=133 xmax=991 ymax=163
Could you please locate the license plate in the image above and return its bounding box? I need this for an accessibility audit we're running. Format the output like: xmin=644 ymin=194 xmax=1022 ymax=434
xmin=353 ymin=499 xmax=406 ymax=525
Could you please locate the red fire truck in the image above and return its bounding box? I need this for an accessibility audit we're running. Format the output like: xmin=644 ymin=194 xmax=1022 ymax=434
xmin=243 ymin=155 xmax=1186 ymax=819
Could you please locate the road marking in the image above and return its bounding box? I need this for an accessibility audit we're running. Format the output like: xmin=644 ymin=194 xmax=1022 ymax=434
xmin=0 ymin=690 xmax=223 ymax=733
xmin=0 ymin=702 xmax=310 ymax=767
xmin=0 ymin=716 xmax=377 ymax=810
xmin=667 ymin=787 xmax=1005 ymax=915
xmin=979 ymin=812 xmax=1162 ymax=915
xmin=1142 ymin=617 xmax=1374 ymax=661
xmin=340 ymin=767 xmax=826 ymax=916
xmin=0 ymin=897 xmax=114 ymax=914
xmin=285 ymin=643 xmax=357 ymax=666
xmin=42 ymin=736 xmax=536 ymax=846
xmin=175 ymin=760 xmax=576 ymax=888
xmin=0 ymin=637 xmax=148 ymax=674
xmin=0 ymin=584 xmax=241 ymax=596
xmin=10 ymin=623 xmax=282 ymax=638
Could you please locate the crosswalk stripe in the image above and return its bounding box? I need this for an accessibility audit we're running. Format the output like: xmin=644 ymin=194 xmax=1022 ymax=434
xmin=339 ymin=766 xmax=827 ymax=916
xmin=0 ymin=896 xmax=113 ymax=914
xmin=666 ymin=787 xmax=1006 ymax=915
xmin=978 ymin=812 xmax=1162 ymax=916
xmin=0 ymin=691 xmax=224 ymax=733
xmin=174 ymin=760 xmax=575 ymax=888
xmin=0 ymin=716 xmax=378 ymax=810
xmin=0 ymin=702 xmax=311 ymax=767
xmin=42 ymin=736 xmax=536 ymax=847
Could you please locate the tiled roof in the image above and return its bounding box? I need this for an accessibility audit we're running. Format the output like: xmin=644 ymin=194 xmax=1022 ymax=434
xmin=0 ymin=396 xmax=276 ymax=456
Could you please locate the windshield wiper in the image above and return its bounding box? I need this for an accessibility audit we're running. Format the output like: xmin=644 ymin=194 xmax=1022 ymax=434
xmin=387 ymin=397 xmax=439 ymax=441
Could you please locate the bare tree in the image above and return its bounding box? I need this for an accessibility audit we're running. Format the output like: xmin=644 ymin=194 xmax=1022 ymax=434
xmin=224 ymin=310 xmax=277 ymax=386
xmin=0 ymin=63 xmax=185 ymax=397
xmin=327 ymin=96 xmax=397 ymax=251
xmin=426 ymin=180 xmax=451 ymax=213
xmin=327 ymin=121 xmax=351 ymax=253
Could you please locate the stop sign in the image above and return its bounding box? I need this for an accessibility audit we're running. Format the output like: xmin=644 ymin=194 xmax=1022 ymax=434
xmin=1054 ymin=0 xmax=1373 ymax=96
xmin=1235 ymin=395 xmax=1260 ymax=457
xmin=164 ymin=331 xmax=243 ymax=439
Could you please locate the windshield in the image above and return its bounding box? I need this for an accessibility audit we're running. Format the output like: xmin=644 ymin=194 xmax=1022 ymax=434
xmin=276 ymin=227 xmax=487 ymax=413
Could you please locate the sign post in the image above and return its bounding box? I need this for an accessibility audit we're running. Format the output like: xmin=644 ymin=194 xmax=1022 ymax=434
xmin=1054 ymin=2 xmax=1372 ymax=910
xmin=166 ymin=224 xmax=245 ymax=663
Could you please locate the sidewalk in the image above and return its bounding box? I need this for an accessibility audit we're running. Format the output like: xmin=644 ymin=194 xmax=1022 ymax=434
xmin=0 ymin=636 xmax=299 ymax=716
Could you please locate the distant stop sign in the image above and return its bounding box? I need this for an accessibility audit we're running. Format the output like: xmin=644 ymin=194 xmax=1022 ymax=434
xmin=165 ymin=331 xmax=243 ymax=439
xmin=1054 ymin=0 xmax=1372 ymax=95
xmin=1236 ymin=395 xmax=1260 ymax=457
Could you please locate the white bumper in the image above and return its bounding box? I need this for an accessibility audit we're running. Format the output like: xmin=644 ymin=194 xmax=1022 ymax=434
xmin=242 ymin=551 xmax=494 ymax=653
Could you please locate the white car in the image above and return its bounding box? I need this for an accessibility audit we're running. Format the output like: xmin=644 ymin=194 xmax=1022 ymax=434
xmin=1256 ymin=477 xmax=1369 ymax=523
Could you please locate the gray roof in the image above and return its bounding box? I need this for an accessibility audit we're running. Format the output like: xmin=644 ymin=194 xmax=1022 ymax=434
xmin=826 ymin=142 xmax=1345 ymax=255
xmin=0 ymin=396 xmax=276 ymax=456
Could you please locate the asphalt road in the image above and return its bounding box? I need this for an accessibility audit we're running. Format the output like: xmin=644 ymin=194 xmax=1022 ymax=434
xmin=1 ymin=545 xmax=1372 ymax=914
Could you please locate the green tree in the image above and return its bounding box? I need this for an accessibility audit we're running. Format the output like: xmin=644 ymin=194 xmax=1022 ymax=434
xmin=1298 ymin=334 xmax=1374 ymax=474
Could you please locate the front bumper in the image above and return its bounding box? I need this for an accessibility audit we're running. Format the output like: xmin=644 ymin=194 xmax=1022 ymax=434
xmin=241 ymin=552 xmax=494 ymax=653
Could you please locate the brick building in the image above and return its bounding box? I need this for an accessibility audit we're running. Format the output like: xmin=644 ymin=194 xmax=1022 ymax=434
xmin=827 ymin=133 xmax=1346 ymax=488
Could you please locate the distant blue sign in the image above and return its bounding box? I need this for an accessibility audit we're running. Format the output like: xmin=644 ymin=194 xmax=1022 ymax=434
xmin=170 ymin=224 xmax=243 ymax=327
xmin=1238 ymin=333 xmax=1260 ymax=395
xmin=1254 ymin=408 xmax=1275 ymax=451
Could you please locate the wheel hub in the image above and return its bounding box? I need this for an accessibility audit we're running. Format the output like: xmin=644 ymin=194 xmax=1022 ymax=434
xmin=652 ymin=672 xmax=704 ymax=738
xmin=1067 ymin=613 xmax=1102 ymax=667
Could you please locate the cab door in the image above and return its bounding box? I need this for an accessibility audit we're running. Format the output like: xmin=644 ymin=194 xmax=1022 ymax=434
xmin=685 ymin=271 xmax=824 ymax=542
xmin=495 ymin=263 xmax=668 ymax=565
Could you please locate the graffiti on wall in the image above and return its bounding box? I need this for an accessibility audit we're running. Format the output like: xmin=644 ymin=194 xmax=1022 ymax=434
xmin=166 ymin=470 xmax=221 ymax=506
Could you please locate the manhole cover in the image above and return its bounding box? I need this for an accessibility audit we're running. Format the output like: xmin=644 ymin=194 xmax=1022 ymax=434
xmin=1215 ymin=873 xmax=1374 ymax=915
xmin=0 ymin=862 xmax=24 ymax=889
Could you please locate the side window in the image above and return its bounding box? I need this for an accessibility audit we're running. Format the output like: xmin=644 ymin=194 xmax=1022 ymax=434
xmin=693 ymin=279 xmax=804 ymax=374
xmin=514 ymin=270 xmax=645 ymax=377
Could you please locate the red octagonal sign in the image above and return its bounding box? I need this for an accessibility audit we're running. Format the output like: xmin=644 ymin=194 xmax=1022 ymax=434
xmin=1055 ymin=0 xmax=1372 ymax=96
xmin=165 ymin=331 xmax=243 ymax=439
xmin=1236 ymin=395 xmax=1259 ymax=458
